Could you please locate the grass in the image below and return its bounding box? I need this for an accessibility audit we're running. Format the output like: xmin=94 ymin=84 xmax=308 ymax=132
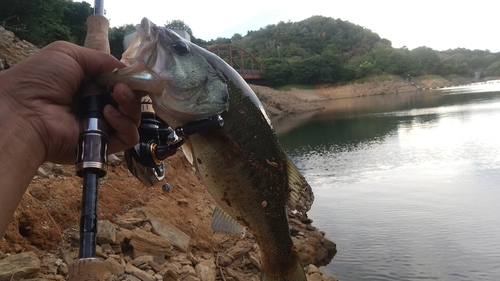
xmin=417 ymin=74 xmax=443 ymax=80
xmin=274 ymin=84 xmax=317 ymax=91
xmin=274 ymin=74 xmax=409 ymax=90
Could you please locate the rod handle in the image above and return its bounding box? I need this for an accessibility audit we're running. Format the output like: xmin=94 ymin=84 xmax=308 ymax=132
xmin=84 ymin=14 xmax=110 ymax=53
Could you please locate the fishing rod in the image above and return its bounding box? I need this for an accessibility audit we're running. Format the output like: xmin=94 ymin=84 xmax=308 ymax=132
xmin=69 ymin=0 xmax=110 ymax=279
xmin=68 ymin=2 xmax=225 ymax=277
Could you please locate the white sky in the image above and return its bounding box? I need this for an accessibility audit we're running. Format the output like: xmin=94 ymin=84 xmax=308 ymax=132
xmin=85 ymin=0 xmax=499 ymax=52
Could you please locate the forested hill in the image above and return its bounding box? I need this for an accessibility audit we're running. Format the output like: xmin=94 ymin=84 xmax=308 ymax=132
xmin=196 ymin=16 xmax=500 ymax=86
xmin=2 ymin=0 xmax=500 ymax=87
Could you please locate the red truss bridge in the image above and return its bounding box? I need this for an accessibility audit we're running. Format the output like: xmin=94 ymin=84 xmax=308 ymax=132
xmin=206 ymin=44 xmax=265 ymax=81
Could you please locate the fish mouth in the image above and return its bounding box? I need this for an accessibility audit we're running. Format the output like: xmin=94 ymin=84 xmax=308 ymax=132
xmin=139 ymin=17 xmax=156 ymax=40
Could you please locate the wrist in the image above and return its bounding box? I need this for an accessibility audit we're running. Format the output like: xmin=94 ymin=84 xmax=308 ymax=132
xmin=0 ymin=76 xmax=46 ymax=238
xmin=0 ymin=75 xmax=46 ymax=172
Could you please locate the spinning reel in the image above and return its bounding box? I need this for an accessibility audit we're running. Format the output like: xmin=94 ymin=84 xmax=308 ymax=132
xmin=124 ymin=97 xmax=224 ymax=187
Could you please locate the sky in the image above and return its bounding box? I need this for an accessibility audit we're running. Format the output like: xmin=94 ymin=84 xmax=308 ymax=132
xmin=83 ymin=0 xmax=499 ymax=52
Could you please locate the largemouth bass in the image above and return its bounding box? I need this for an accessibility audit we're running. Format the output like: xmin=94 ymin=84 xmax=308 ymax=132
xmin=99 ymin=18 xmax=314 ymax=281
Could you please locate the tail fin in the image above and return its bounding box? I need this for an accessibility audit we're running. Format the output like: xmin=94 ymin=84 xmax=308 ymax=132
xmin=261 ymin=251 xmax=306 ymax=281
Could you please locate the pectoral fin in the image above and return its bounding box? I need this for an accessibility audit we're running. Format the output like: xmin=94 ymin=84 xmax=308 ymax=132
xmin=181 ymin=140 xmax=194 ymax=165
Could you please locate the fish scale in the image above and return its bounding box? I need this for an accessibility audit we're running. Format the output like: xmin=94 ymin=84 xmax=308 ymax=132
xmin=187 ymin=79 xmax=297 ymax=278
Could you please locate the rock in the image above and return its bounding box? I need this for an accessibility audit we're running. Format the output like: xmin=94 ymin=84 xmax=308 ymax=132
xmin=305 ymin=264 xmax=338 ymax=281
xmin=97 ymin=220 xmax=117 ymax=244
xmin=184 ymin=276 xmax=201 ymax=281
xmin=225 ymin=267 xmax=248 ymax=281
xmin=37 ymin=166 xmax=50 ymax=178
xmin=108 ymin=154 xmax=121 ymax=166
xmin=57 ymin=261 xmax=69 ymax=276
xmin=216 ymin=254 xmax=232 ymax=267
xmin=124 ymin=274 xmax=142 ymax=281
xmin=226 ymin=240 xmax=249 ymax=259
xmin=129 ymin=228 xmax=172 ymax=262
xmin=0 ymin=251 xmax=40 ymax=281
xmin=162 ymin=269 xmax=179 ymax=281
xmin=248 ymin=252 xmax=261 ymax=269
xmin=101 ymin=243 xmax=114 ymax=255
xmin=67 ymin=258 xmax=108 ymax=280
xmin=164 ymin=262 xmax=182 ymax=275
xmin=288 ymin=213 xmax=336 ymax=267
xmin=307 ymin=272 xmax=323 ymax=281
xmin=170 ymin=253 xmax=192 ymax=266
xmin=96 ymin=244 xmax=109 ymax=259
xmin=130 ymin=255 xmax=154 ymax=268
xmin=115 ymin=226 xmax=134 ymax=244
xmin=181 ymin=264 xmax=196 ymax=277
xmin=103 ymin=257 xmax=125 ymax=277
xmin=116 ymin=217 xmax=148 ymax=230
xmin=141 ymin=210 xmax=191 ymax=252
xmin=194 ymin=259 xmax=216 ymax=281
xmin=305 ymin=264 xmax=321 ymax=275
xmin=177 ymin=198 xmax=189 ymax=206
xmin=149 ymin=260 xmax=164 ymax=273
xmin=0 ymin=25 xmax=38 ymax=70
xmin=125 ymin=263 xmax=156 ymax=281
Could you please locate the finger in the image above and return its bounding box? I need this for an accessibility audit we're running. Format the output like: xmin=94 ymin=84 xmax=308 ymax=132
xmin=103 ymin=105 xmax=140 ymax=154
xmin=112 ymin=83 xmax=142 ymax=126
xmin=45 ymin=41 xmax=125 ymax=77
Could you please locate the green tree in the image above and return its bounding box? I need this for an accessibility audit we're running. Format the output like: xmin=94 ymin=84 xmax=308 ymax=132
xmin=262 ymin=58 xmax=292 ymax=86
xmin=165 ymin=19 xmax=193 ymax=37
xmin=388 ymin=47 xmax=418 ymax=75
xmin=484 ymin=61 xmax=500 ymax=76
xmin=108 ymin=24 xmax=136 ymax=59
xmin=0 ymin=0 xmax=90 ymax=46
xmin=410 ymin=47 xmax=441 ymax=74
xmin=62 ymin=0 xmax=92 ymax=45
xmin=1 ymin=0 xmax=66 ymax=46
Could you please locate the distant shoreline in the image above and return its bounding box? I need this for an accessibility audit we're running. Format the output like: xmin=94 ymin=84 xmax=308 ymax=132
xmin=251 ymin=75 xmax=500 ymax=115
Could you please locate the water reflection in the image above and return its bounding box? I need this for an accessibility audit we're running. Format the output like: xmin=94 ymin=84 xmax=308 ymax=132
xmin=276 ymin=87 xmax=500 ymax=281
xmin=277 ymin=90 xmax=500 ymax=148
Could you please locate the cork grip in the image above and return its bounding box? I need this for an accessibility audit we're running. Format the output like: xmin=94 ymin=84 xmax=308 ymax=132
xmin=84 ymin=14 xmax=110 ymax=53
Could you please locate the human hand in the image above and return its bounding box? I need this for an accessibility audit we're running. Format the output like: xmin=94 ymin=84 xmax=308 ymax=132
xmin=0 ymin=41 xmax=141 ymax=165
xmin=0 ymin=40 xmax=142 ymax=238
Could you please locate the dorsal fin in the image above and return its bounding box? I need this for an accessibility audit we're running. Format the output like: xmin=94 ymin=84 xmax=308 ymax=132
xmin=211 ymin=205 xmax=246 ymax=237
xmin=285 ymin=152 xmax=314 ymax=214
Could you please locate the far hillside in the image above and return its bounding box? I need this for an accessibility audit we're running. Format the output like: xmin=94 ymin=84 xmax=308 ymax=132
xmin=2 ymin=0 xmax=499 ymax=87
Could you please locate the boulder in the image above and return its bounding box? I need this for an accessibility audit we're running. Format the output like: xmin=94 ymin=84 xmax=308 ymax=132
xmin=0 ymin=252 xmax=40 ymax=281
xmin=129 ymin=228 xmax=172 ymax=262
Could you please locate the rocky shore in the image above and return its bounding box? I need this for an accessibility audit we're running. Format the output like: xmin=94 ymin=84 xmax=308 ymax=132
xmin=0 ymin=154 xmax=337 ymax=281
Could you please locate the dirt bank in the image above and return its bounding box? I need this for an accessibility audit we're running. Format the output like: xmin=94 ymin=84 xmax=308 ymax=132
xmin=251 ymin=76 xmax=419 ymax=115
xmin=251 ymin=75 xmax=498 ymax=115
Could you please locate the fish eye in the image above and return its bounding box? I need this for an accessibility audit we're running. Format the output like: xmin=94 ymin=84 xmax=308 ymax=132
xmin=172 ymin=41 xmax=190 ymax=55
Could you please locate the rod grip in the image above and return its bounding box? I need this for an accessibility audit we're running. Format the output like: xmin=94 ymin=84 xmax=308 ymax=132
xmin=84 ymin=14 xmax=110 ymax=53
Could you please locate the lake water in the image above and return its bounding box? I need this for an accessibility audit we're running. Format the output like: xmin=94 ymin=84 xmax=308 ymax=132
xmin=275 ymin=81 xmax=500 ymax=281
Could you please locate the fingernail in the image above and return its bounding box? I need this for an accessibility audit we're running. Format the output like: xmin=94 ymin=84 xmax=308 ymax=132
xmin=121 ymin=84 xmax=135 ymax=101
